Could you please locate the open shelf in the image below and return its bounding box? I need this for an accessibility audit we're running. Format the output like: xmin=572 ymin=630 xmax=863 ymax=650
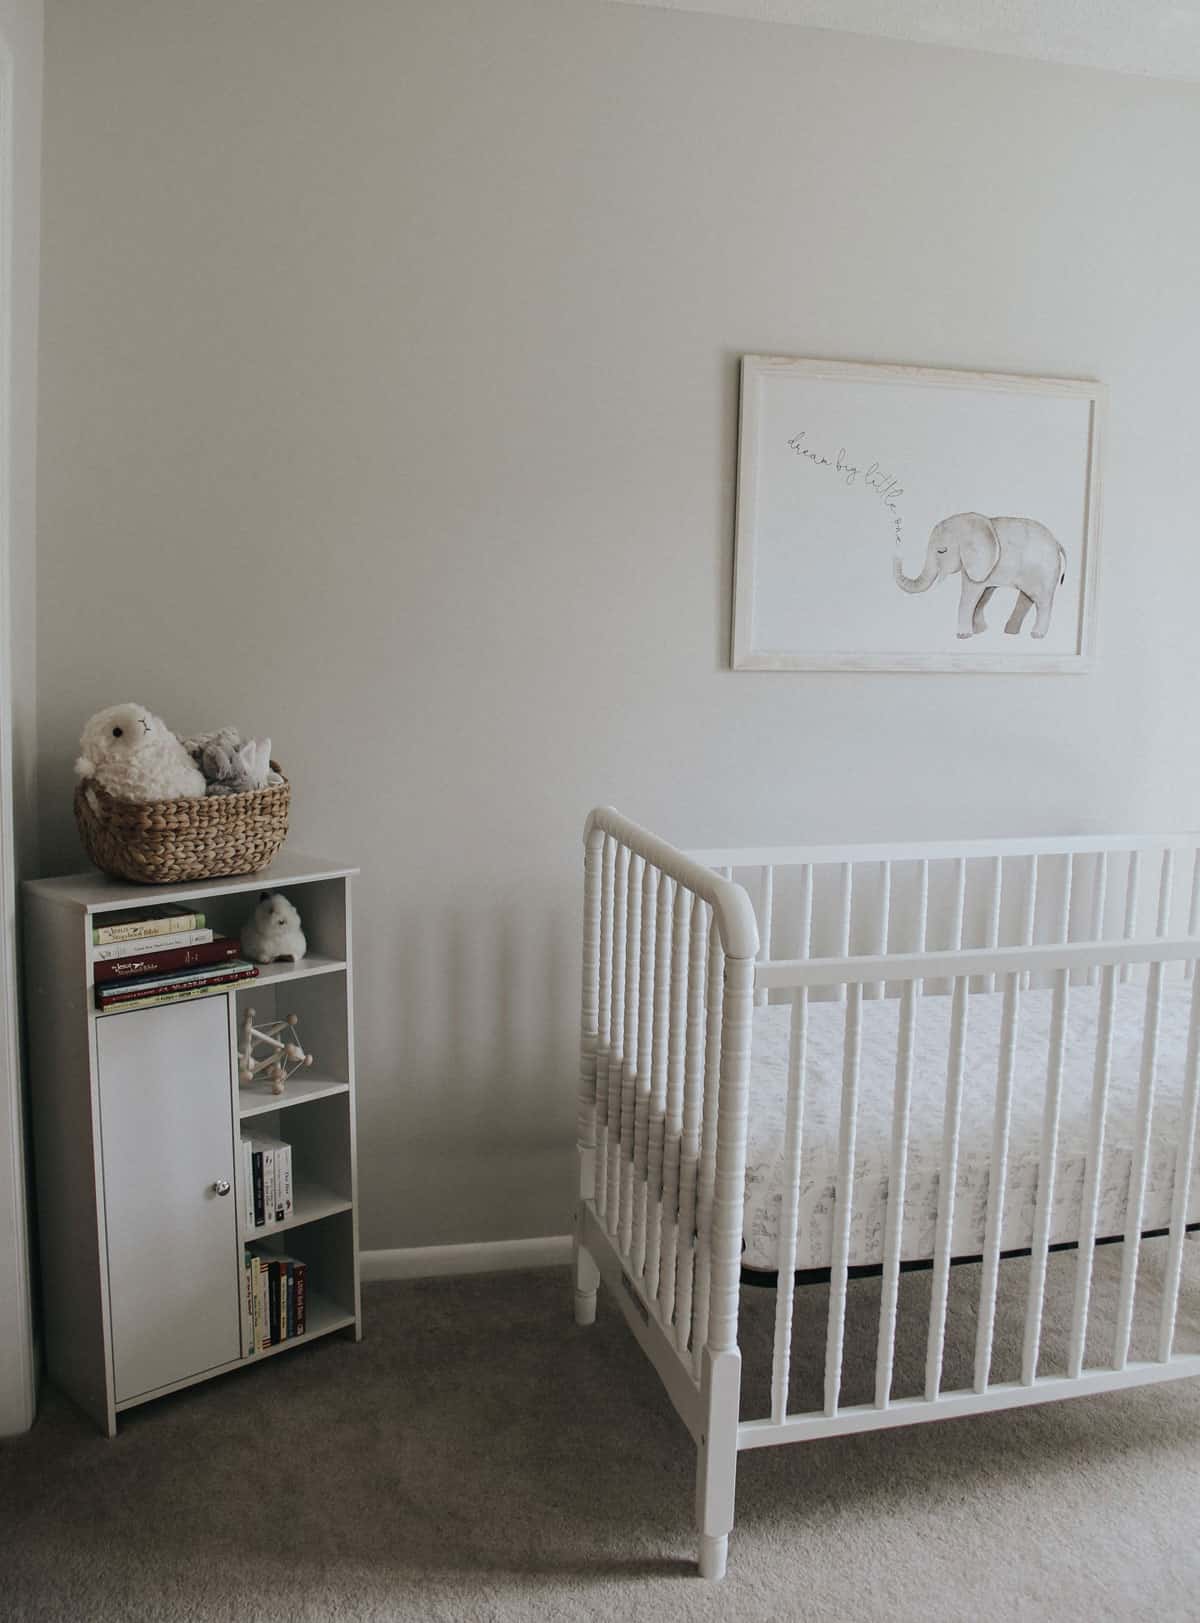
xmin=238 ymin=1075 xmax=350 ymax=1120
xmin=240 ymin=1183 xmax=352 ymax=1242
xmin=243 ymin=1291 xmax=356 ymax=1362
xmin=243 ymin=954 xmax=347 ymax=990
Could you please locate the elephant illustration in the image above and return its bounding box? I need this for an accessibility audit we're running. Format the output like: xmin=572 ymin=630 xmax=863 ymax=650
xmin=894 ymin=513 xmax=1067 ymax=640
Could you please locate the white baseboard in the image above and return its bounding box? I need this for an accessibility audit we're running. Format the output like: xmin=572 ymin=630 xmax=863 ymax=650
xmin=360 ymin=1233 xmax=573 ymax=1283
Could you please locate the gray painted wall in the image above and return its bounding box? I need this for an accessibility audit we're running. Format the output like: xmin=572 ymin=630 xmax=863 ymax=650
xmin=35 ymin=0 xmax=1200 ymax=1250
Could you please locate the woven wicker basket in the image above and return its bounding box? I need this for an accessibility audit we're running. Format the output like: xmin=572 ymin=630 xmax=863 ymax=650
xmin=74 ymin=766 xmax=290 ymax=885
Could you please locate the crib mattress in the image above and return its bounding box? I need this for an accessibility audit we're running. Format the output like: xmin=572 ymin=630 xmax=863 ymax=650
xmin=741 ymin=980 xmax=1200 ymax=1274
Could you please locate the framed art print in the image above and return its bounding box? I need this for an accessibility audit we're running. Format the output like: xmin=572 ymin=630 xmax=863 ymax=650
xmin=731 ymin=356 xmax=1104 ymax=672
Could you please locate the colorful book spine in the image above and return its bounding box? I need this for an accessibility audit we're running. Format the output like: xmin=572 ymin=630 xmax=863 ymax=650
xmin=94 ymin=963 xmax=258 ymax=1012
xmin=92 ymin=908 xmax=206 ymax=946
xmin=258 ymin=1257 xmax=271 ymax=1350
xmin=93 ymin=927 xmax=213 ymax=963
xmin=94 ymin=936 xmax=240 ymax=986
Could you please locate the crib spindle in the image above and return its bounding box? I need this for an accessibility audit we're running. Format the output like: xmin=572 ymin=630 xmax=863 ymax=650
xmin=1058 ymin=854 xmax=1074 ymax=944
xmin=916 ymin=859 xmax=930 ymax=954
xmin=837 ymin=864 xmax=853 ymax=1002
xmin=1021 ymin=968 xmax=1070 ymax=1386
xmin=974 ymin=974 xmax=1020 ymax=1393
xmin=691 ymin=915 xmax=725 ymax=1376
xmin=755 ymin=866 xmax=774 ymax=1008
xmin=1158 ymin=965 xmax=1200 ymax=1360
xmin=770 ymin=988 xmax=809 ymax=1423
xmin=617 ymin=856 xmax=645 ymax=1255
xmin=638 ymin=873 xmax=672 ymax=1285
xmin=1088 ymin=853 xmax=1109 ymax=988
xmin=594 ymin=838 xmax=616 ymax=1220
xmin=872 ymin=862 xmax=892 ymax=1000
xmin=824 ymin=983 xmax=863 ymax=1417
xmin=1157 ymin=849 xmax=1175 ymax=937
xmin=799 ymin=864 xmax=814 ymax=960
xmin=951 ymin=858 xmax=967 ymax=951
xmin=1121 ymin=850 xmax=1141 ymax=984
xmin=604 ymin=846 xmax=630 ymax=1232
xmin=674 ymin=902 xmax=709 ymax=1354
xmin=1188 ymin=853 xmax=1200 ymax=982
xmin=1069 ymin=963 xmax=1117 ymax=1378
xmin=926 ymin=976 xmax=969 ymax=1400
xmin=655 ymin=885 xmax=691 ymax=1321
xmin=875 ymin=980 xmax=918 ymax=1409
xmin=1113 ymin=960 xmax=1164 ymax=1369
xmin=1019 ymin=855 xmax=1038 ymax=991
xmin=985 ymin=856 xmax=1003 ymax=993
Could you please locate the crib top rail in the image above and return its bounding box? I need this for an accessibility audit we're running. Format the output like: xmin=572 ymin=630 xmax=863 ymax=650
xmin=756 ymin=934 xmax=1200 ymax=991
xmin=686 ymin=829 xmax=1200 ymax=872
xmin=585 ymin=805 xmax=759 ymax=960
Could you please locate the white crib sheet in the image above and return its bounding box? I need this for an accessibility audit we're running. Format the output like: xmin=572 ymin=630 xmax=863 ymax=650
xmin=741 ymin=980 xmax=1200 ymax=1273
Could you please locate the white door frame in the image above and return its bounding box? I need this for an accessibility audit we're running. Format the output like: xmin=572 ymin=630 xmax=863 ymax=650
xmin=0 ymin=29 xmax=35 ymax=1436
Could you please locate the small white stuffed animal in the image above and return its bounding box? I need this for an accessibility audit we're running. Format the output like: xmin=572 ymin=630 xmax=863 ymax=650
xmin=183 ymin=727 xmax=281 ymax=796
xmin=241 ymin=891 xmax=307 ymax=964
xmin=75 ymin=704 xmax=207 ymax=802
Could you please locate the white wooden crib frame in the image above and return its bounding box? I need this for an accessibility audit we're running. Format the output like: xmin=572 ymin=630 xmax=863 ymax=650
xmin=573 ymin=808 xmax=1200 ymax=1580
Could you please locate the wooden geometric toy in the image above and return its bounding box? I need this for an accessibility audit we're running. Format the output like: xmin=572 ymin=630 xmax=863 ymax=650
xmin=238 ymin=1007 xmax=314 ymax=1095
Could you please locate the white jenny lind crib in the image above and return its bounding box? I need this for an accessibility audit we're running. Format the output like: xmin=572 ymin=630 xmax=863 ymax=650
xmin=573 ymin=808 xmax=1200 ymax=1580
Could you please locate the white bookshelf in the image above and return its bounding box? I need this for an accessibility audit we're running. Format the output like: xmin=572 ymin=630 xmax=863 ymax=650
xmin=24 ymin=853 xmax=362 ymax=1435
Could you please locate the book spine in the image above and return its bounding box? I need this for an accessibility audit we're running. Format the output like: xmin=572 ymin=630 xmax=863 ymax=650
xmin=258 ymin=1258 xmax=271 ymax=1349
xmin=93 ymin=927 xmax=213 ymax=963
xmin=243 ymin=1138 xmax=254 ymax=1230
xmin=286 ymin=1262 xmax=295 ymax=1339
xmin=252 ymin=1152 xmax=265 ymax=1228
xmin=243 ymin=1251 xmax=256 ymax=1354
xmin=263 ymin=1148 xmax=275 ymax=1227
xmin=276 ymin=1145 xmax=291 ymax=1223
xmin=294 ymin=1262 xmax=306 ymax=1336
xmin=92 ymin=910 xmax=206 ymax=946
xmin=94 ymin=936 xmax=239 ymax=986
xmin=94 ymin=968 xmax=258 ymax=1013
xmin=268 ymin=1261 xmax=281 ymax=1346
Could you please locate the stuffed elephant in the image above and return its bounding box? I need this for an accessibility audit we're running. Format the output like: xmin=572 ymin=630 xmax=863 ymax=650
xmin=894 ymin=513 xmax=1067 ymax=640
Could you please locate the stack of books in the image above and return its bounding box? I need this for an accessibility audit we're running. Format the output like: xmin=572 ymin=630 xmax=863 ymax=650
xmin=241 ymin=1132 xmax=294 ymax=1228
xmin=244 ymin=1246 xmax=308 ymax=1351
xmin=92 ymin=904 xmax=258 ymax=1012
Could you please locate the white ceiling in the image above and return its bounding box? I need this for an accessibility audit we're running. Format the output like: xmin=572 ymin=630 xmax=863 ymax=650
xmin=610 ymin=0 xmax=1200 ymax=83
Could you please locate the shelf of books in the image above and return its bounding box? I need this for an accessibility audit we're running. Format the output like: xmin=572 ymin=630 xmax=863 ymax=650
xmin=24 ymin=855 xmax=361 ymax=1433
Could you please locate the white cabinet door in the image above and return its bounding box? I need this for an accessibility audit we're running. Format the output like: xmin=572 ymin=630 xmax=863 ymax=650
xmin=97 ymin=996 xmax=242 ymax=1403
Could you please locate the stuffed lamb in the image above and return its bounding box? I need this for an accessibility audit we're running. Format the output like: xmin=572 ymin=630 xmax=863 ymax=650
xmin=75 ymin=704 xmax=206 ymax=802
xmin=241 ymin=891 xmax=307 ymax=964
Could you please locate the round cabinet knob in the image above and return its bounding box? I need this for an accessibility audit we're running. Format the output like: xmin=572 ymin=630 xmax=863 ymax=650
xmin=212 ymin=1179 xmax=232 ymax=1197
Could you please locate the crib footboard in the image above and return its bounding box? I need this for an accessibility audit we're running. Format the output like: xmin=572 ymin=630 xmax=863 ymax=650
xmin=574 ymin=807 xmax=759 ymax=1577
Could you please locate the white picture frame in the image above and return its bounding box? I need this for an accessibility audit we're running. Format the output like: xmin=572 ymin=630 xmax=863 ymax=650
xmin=731 ymin=356 xmax=1105 ymax=673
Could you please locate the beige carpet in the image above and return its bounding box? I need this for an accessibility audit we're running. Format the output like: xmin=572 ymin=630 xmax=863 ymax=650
xmin=3 ymin=1246 xmax=1200 ymax=1622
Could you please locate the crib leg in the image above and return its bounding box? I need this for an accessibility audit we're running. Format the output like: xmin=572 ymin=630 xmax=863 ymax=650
xmin=573 ymin=1228 xmax=600 ymax=1327
xmin=695 ymin=1347 xmax=741 ymax=1579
